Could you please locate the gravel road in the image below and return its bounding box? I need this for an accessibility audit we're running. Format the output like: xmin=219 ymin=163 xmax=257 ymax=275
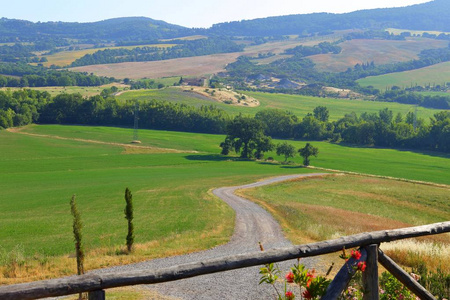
xmin=92 ymin=173 xmax=326 ymax=299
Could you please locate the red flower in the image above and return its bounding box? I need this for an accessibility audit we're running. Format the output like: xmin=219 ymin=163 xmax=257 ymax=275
xmin=302 ymin=290 xmax=312 ymax=299
xmin=285 ymin=272 xmax=295 ymax=283
xmin=305 ymin=272 xmax=314 ymax=287
xmin=285 ymin=291 xmax=295 ymax=299
xmin=351 ymin=250 xmax=362 ymax=260
xmin=357 ymin=261 xmax=366 ymax=272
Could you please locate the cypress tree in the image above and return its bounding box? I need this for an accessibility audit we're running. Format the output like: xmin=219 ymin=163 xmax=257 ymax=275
xmin=124 ymin=188 xmax=134 ymax=253
xmin=70 ymin=195 xmax=85 ymax=275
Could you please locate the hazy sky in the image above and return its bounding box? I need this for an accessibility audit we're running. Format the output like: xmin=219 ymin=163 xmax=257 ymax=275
xmin=2 ymin=0 xmax=431 ymax=28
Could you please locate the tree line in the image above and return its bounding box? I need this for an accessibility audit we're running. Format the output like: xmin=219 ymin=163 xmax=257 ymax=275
xmin=0 ymin=39 xmax=69 ymax=62
xmin=1 ymin=90 xmax=449 ymax=153
xmin=376 ymin=89 xmax=450 ymax=109
xmin=283 ymin=42 xmax=341 ymax=57
xmin=0 ymin=63 xmax=115 ymax=87
xmin=0 ymin=90 xmax=229 ymax=134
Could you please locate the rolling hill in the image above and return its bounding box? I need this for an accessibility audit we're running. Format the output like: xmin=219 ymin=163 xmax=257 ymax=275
xmin=0 ymin=17 xmax=194 ymax=42
xmin=209 ymin=0 xmax=450 ymax=36
xmin=1 ymin=0 xmax=450 ymax=43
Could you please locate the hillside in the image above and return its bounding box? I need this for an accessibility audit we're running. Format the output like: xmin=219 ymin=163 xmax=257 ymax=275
xmin=1 ymin=0 xmax=449 ymax=43
xmin=357 ymin=61 xmax=450 ymax=90
xmin=209 ymin=0 xmax=450 ymax=36
xmin=0 ymin=17 xmax=194 ymax=42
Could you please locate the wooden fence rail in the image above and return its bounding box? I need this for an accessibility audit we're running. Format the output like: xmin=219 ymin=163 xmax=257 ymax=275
xmin=0 ymin=221 xmax=449 ymax=300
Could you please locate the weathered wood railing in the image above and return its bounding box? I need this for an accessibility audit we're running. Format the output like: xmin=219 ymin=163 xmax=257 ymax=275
xmin=1 ymin=222 xmax=449 ymax=300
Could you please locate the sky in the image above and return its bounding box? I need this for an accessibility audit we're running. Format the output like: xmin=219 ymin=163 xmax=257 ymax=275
xmin=1 ymin=0 xmax=432 ymax=28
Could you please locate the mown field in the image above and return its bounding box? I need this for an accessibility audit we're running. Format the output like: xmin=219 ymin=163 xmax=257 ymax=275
xmin=67 ymin=34 xmax=444 ymax=78
xmin=357 ymin=61 xmax=450 ymax=90
xmin=386 ymin=28 xmax=450 ymax=36
xmin=117 ymin=87 xmax=443 ymax=121
xmin=40 ymin=44 xmax=176 ymax=67
xmin=0 ymin=125 xmax=315 ymax=282
xmin=240 ymin=175 xmax=450 ymax=271
xmin=68 ymin=36 xmax=337 ymax=79
xmin=310 ymin=38 xmax=448 ymax=72
xmin=1 ymin=124 xmax=449 ymax=282
xmin=70 ymin=52 xmax=242 ymax=79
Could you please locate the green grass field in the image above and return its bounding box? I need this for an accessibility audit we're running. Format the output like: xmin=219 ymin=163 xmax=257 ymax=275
xmin=357 ymin=61 xmax=450 ymax=90
xmin=1 ymin=124 xmax=449 ymax=281
xmin=0 ymin=125 xmax=316 ymax=258
xmin=0 ymin=83 xmax=130 ymax=97
xmin=417 ymin=91 xmax=450 ymax=97
xmin=117 ymin=87 xmax=444 ymax=121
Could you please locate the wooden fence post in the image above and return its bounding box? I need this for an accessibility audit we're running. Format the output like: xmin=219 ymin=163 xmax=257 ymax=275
xmin=322 ymin=248 xmax=368 ymax=300
xmin=362 ymin=244 xmax=379 ymax=300
xmin=378 ymin=249 xmax=436 ymax=300
xmin=88 ymin=290 xmax=105 ymax=300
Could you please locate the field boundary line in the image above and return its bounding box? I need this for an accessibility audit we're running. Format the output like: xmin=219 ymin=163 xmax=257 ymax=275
xmin=6 ymin=127 xmax=199 ymax=154
xmin=308 ymin=166 xmax=450 ymax=189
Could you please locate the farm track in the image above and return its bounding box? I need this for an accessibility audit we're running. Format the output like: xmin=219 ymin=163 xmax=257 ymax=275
xmin=6 ymin=128 xmax=198 ymax=153
xmin=90 ymin=174 xmax=327 ymax=299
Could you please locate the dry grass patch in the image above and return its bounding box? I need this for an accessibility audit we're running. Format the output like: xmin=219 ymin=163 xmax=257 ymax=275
xmin=310 ymin=38 xmax=449 ymax=72
xmin=381 ymin=239 xmax=450 ymax=273
xmin=69 ymin=53 xmax=242 ymax=79
xmin=386 ymin=28 xmax=450 ymax=36
xmin=239 ymin=174 xmax=449 ymax=272
xmin=160 ymin=35 xmax=207 ymax=42
xmin=41 ymin=44 xmax=176 ymax=67
xmin=69 ymin=36 xmax=345 ymax=79
xmin=60 ymin=286 xmax=179 ymax=300
xmin=0 ymin=226 xmax=232 ymax=285
xmin=0 ymin=83 xmax=129 ymax=97
xmin=178 ymin=86 xmax=259 ymax=107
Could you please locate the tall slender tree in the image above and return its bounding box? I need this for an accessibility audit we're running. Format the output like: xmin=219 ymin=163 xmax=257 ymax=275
xmin=70 ymin=195 xmax=85 ymax=276
xmin=124 ymin=188 xmax=134 ymax=253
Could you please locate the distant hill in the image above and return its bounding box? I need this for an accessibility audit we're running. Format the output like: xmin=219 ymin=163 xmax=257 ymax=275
xmin=209 ymin=0 xmax=450 ymax=36
xmin=1 ymin=1 xmax=449 ymax=43
xmin=0 ymin=17 xmax=195 ymax=42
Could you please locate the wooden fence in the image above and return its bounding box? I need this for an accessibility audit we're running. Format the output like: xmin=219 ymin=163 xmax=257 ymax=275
xmin=0 ymin=221 xmax=449 ymax=300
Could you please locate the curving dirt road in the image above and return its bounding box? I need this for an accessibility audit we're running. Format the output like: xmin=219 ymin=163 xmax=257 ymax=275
xmin=93 ymin=173 xmax=326 ymax=299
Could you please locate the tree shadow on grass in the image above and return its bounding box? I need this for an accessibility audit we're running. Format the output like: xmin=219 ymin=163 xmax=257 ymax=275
xmin=335 ymin=142 xmax=450 ymax=160
xmin=184 ymin=154 xmax=247 ymax=162
xmin=280 ymin=165 xmax=306 ymax=169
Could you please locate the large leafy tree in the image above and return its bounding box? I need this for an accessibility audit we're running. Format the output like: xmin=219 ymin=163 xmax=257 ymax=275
xmin=298 ymin=143 xmax=319 ymax=166
xmin=276 ymin=142 xmax=296 ymax=162
xmin=255 ymin=108 xmax=298 ymax=138
xmin=313 ymin=106 xmax=329 ymax=122
xmin=220 ymin=115 xmax=273 ymax=159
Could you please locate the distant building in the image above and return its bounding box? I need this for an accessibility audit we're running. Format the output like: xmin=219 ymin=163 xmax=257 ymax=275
xmin=182 ymin=77 xmax=208 ymax=87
